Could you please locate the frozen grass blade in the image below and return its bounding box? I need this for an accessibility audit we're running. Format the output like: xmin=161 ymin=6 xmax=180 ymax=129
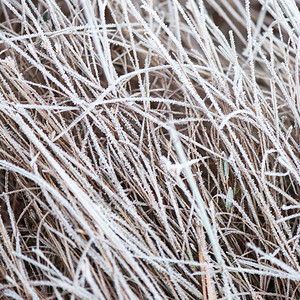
xmin=0 ymin=0 xmax=299 ymax=299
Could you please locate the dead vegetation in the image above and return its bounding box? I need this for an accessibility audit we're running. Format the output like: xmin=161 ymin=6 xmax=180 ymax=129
xmin=0 ymin=0 xmax=299 ymax=299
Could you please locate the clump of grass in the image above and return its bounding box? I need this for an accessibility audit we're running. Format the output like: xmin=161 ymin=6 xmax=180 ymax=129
xmin=0 ymin=0 xmax=299 ymax=299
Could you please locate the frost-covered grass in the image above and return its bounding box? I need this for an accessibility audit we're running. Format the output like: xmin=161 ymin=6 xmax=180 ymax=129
xmin=0 ymin=0 xmax=299 ymax=299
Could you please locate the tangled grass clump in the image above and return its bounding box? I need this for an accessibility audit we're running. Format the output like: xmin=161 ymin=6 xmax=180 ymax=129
xmin=0 ymin=0 xmax=299 ymax=299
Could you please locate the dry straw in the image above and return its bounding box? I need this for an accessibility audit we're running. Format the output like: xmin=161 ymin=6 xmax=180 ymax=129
xmin=0 ymin=0 xmax=299 ymax=299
